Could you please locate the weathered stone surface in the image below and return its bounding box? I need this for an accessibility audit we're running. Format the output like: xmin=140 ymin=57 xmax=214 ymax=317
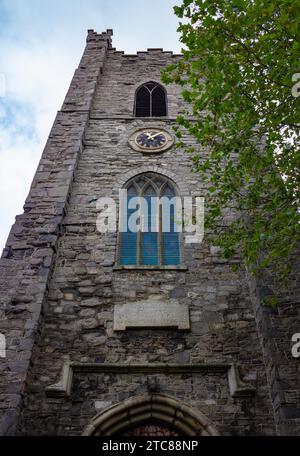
xmin=0 ymin=28 xmax=299 ymax=437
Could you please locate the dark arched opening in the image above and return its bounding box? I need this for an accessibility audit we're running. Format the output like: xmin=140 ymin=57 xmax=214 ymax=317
xmin=135 ymin=81 xmax=167 ymax=117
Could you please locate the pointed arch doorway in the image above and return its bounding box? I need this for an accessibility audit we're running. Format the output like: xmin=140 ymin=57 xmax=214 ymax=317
xmin=82 ymin=394 xmax=220 ymax=436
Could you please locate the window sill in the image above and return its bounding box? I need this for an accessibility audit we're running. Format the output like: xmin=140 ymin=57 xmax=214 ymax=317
xmin=113 ymin=265 xmax=188 ymax=271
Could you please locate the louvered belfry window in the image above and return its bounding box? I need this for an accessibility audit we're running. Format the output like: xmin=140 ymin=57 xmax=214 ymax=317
xmin=135 ymin=82 xmax=167 ymax=117
xmin=119 ymin=173 xmax=180 ymax=266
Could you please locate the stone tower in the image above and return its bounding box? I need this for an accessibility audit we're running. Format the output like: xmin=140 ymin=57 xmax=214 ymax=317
xmin=0 ymin=29 xmax=299 ymax=436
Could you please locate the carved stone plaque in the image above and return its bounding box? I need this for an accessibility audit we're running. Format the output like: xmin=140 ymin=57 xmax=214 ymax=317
xmin=113 ymin=297 xmax=190 ymax=331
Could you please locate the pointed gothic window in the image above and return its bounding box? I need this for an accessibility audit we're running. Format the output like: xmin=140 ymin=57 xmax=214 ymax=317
xmin=135 ymin=82 xmax=167 ymax=117
xmin=119 ymin=173 xmax=180 ymax=267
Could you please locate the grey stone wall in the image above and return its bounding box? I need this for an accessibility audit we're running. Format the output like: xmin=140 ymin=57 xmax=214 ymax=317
xmin=0 ymin=29 xmax=299 ymax=436
xmin=248 ymin=248 xmax=300 ymax=436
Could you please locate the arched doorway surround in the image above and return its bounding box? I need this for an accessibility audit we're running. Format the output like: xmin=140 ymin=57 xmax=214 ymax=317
xmin=82 ymin=394 xmax=220 ymax=436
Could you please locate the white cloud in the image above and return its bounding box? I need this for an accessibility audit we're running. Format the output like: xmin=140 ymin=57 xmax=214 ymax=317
xmin=0 ymin=38 xmax=77 ymax=249
xmin=0 ymin=117 xmax=41 ymax=248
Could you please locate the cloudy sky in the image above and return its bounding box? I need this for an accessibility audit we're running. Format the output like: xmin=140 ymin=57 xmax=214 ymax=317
xmin=0 ymin=0 xmax=182 ymax=250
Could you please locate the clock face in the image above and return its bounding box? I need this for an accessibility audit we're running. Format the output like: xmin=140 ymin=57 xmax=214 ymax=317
xmin=128 ymin=128 xmax=174 ymax=153
xmin=135 ymin=131 xmax=167 ymax=149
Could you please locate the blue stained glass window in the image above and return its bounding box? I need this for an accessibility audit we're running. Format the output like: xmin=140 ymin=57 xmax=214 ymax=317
xmin=119 ymin=173 xmax=180 ymax=267
xmin=141 ymin=186 xmax=159 ymax=265
xmin=119 ymin=186 xmax=138 ymax=265
xmin=161 ymin=185 xmax=180 ymax=266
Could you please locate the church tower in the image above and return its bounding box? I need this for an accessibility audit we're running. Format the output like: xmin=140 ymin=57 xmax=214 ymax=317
xmin=0 ymin=29 xmax=299 ymax=436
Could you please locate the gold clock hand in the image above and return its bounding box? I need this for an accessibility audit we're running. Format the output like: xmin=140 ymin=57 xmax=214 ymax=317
xmin=150 ymin=132 xmax=164 ymax=139
xmin=146 ymin=133 xmax=155 ymax=141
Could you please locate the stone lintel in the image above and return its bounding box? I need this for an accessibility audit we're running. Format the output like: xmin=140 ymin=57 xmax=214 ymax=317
xmin=46 ymin=362 xmax=255 ymax=399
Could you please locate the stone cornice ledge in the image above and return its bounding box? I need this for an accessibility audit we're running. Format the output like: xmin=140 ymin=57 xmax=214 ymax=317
xmin=45 ymin=362 xmax=255 ymax=399
xmin=113 ymin=265 xmax=188 ymax=271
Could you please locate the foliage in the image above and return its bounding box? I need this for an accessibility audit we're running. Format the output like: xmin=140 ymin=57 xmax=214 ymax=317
xmin=162 ymin=0 xmax=300 ymax=298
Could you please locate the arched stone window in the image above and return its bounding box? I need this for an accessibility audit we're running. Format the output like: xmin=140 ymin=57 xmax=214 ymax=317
xmin=135 ymin=81 xmax=167 ymax=117
xmin=118 ymin=173 xmax=181 ymax=267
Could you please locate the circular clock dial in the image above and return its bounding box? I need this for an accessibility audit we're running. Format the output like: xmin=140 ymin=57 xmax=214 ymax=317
xmin=135 ymin=131 xmax=167 ymax=149
xmin=128 ymin=128 xmax=174 ymax=153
